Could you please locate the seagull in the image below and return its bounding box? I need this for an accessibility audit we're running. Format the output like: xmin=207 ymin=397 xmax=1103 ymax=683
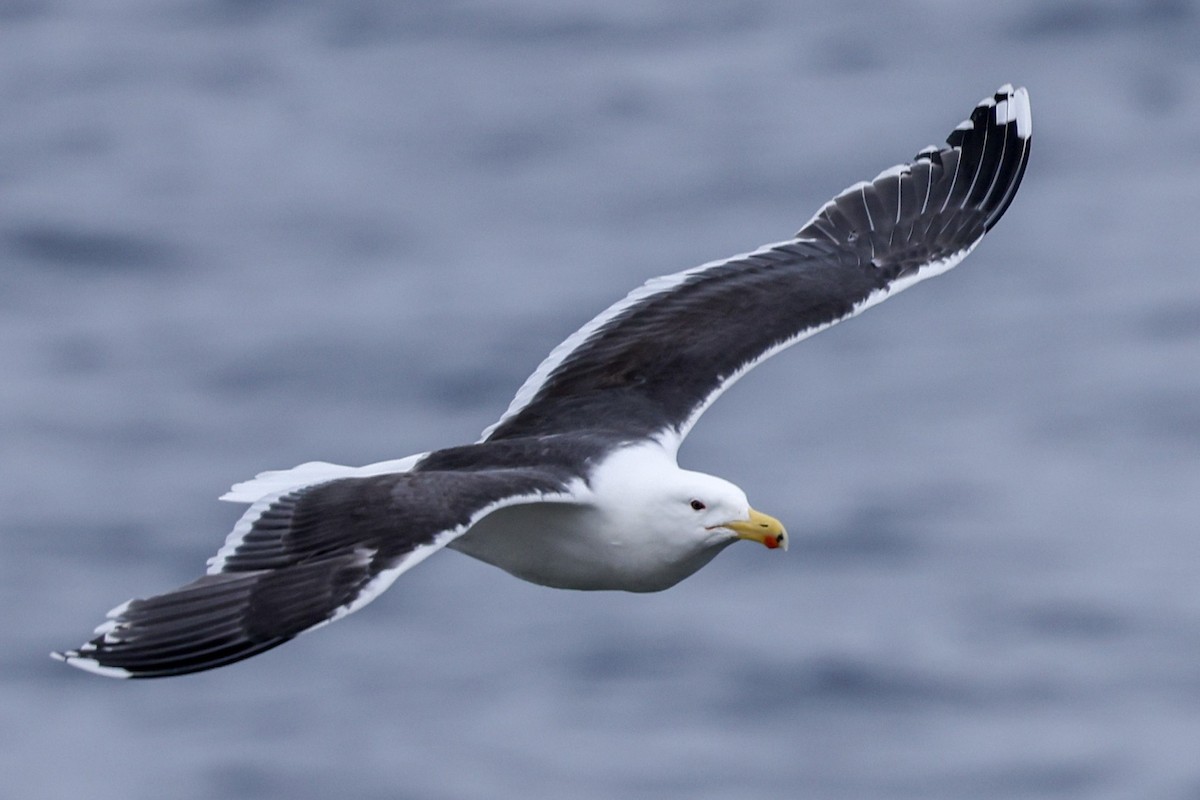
xmin=55 ymin=85 xmax=1031 ymax=678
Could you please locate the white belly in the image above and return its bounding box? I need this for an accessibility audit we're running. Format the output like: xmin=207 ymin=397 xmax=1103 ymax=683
xmin=448 ymin=501 xmax=728 ymax=593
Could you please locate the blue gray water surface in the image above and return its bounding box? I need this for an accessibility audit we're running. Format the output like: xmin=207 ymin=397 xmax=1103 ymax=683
xmin=4 ymin=1 xmax=1200 ymax=798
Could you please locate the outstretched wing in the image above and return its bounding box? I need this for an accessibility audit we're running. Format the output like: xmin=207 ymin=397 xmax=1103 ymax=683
xmin=54 ymin=467 xmax=582 ymax=678
xmin=482 ymin=85 xmax=1031 ymax=448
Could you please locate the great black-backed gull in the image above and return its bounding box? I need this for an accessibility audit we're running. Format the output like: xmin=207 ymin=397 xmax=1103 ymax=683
xmin=55 ymin=85 xmax=1031 ymax=678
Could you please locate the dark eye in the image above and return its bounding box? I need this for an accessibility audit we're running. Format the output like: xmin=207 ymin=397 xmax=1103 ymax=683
xmin=690 ymin=499 xmax=706 ymax=511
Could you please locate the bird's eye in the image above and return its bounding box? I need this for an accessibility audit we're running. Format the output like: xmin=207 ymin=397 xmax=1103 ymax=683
xmin=690 ymin=499 xmax=706 ymax=511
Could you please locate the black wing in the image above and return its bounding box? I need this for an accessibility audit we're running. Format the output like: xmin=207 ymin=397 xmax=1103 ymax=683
xmin=482 ymin=85 xmax=1031 ymax=446
xmin=54 ymin=466 xmax=577 ymax=678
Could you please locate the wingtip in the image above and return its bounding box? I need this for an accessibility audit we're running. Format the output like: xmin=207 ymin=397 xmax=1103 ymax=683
xmin=1014 ymin=86 xmax=1032 ymax=138
xmin=992 ymin=84 xmax=1031 ymax=139
xmin=797 ymin=82 xmax=1032 ymax=251
xmin=50 ymin=648 xmax=134 ymax=679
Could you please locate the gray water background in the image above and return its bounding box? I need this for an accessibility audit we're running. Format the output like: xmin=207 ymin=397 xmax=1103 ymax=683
xmin=3 ymin=1 xmax=1199 ymax=797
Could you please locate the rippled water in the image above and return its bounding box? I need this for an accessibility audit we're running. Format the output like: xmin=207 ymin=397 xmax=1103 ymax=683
xmin=4 ymin=1 xmax=1199 ymax=798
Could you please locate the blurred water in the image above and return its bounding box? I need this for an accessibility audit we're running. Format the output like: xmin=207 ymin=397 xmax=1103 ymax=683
xmin=3 ymin=1 xmax=1200 ymax=798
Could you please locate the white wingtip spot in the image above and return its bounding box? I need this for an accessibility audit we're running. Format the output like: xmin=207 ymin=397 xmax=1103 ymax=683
xmin=88 ymin=598 xmax=134 ymax=637
xmin=92 ymin=618 xmax=121 ymax=637
xmin=995 ymin=99 xmax=1012 ymax=124
xmin=51 ymin=651 xmax=134 ymax=679
xmin=1012 ymin=87 xmax=1031 ymax=138
xmin=104 ymin=598 xmax=133 ymax=619
xmin=992 ymin=84 xmax=1032 ymax=139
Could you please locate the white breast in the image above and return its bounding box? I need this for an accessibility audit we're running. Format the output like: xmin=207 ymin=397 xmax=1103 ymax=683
xmin=449 ymin=499 xmax=729 ymax=592
xmin=449 ymin=441 xmax=735 ymax=592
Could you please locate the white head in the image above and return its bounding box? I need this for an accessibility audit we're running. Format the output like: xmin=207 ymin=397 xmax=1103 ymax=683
xmin=593 ymin=444 xmax=788 ymax=555
xmin=658 ymin=468 xmax=788 ymax=552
